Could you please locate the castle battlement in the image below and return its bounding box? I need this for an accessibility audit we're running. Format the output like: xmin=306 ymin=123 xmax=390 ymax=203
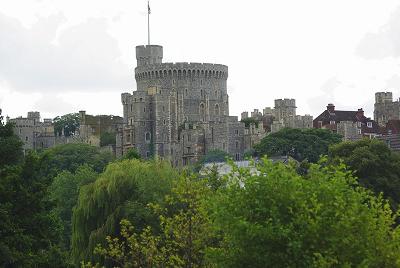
xmin=135 ymin=62 xmax=228 ymax=81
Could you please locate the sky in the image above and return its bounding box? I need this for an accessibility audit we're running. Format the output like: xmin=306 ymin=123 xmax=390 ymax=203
xmin=1 ymin=0 xmax=400 ymax=120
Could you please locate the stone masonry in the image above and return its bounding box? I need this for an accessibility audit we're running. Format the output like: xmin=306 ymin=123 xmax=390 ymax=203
xmin=117 ymin=45 xmax=245 ymax=166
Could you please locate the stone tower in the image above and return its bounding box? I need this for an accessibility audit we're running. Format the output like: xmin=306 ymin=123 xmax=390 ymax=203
xmin=118 ymin=45 xmax=245 ymax=166
xmin=374 ymin=92 xmax=400 ymax=126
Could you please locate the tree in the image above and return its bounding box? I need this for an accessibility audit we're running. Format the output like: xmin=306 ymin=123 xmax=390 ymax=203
xmin=49 ymin=165 xmax=98 ymax=251
xmin=100 ymin=132 xmax=116 ymax=147
xmin=121 ymin=148 xmax=141 ymax=160
xmin=0 ymin=153 xmax=66 ymax=267
xmin=53 ymin=113 xmax=80 ymax=137
xmin=254 ymin=128 xmax=342 ymax=162
xmin=84 ymin=175 xmax=214 ymax=268
xmin=207 ymin=158 xmax=400 ymax=267
xmin=39 ymin=143 xmax=113 ymax=179
xmin=71 ymin=159 xmax=179 ymax=265
xmin=0 ymin=110 xmax=23 ymax=167
xmin=329 ymin=138 xmax=400 ymax=208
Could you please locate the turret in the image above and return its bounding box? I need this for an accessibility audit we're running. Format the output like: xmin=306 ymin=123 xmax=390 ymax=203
xmin=136 ymin=45 xmax=163 ymax=66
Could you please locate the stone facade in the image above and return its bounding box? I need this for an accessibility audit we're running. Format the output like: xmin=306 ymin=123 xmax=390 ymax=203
xmin=241 ymin=99 xmax=312 ymax=142
xmin=78 ymin=111 xmax=123 ymax=147
xmin=374 ymin=92 xmax=400 ymax=126
xmin=9 ymin=112 xmax=55 ymax=153
xmin=117 ymin=45 xmax=245 ymax=165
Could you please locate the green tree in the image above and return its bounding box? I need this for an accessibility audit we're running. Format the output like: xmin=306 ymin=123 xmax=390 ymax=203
xmin=240 ymin=117 xmax=259 ymax=128
xmin=254 ymin=128 xmax=342 ymax=162
xmin=329 ymin=138 xmax=400 ymax=208
xmin=0 ymin=110 xmax=23 ymax=167
xmin=100 ymin=132 xmax=116 ymax=147
xmin=207 ymin=158 xmax=400 ymax=267
xmin=49 ymin=165 xmax=98 ymax=251
xmin=121 ymin=148 xmax=141 ymax=160
xmin=53 ymin=113 xmax=80 ymax=137
xmin=39 ymin=143 xmax=113 ymax=179
xmin=71 ymin=159 xmax=179 ymax=265
xmin=84 ymin=175 xmax=214 ymax=268
xmin=0 ymin=153 xmax=66 ymax=267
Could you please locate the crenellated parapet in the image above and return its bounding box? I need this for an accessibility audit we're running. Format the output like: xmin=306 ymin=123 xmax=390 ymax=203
xmin=135 ymin=62 xmax=228 ymax=81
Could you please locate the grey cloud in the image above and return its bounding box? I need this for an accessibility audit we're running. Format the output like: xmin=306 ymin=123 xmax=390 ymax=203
xmin=33 ymin=94 xmax=72 ymax=115
xmin=356 ymin=6 xmax=400 ymax=59
xmin=0 ymin=13 xmax=132 ymax=93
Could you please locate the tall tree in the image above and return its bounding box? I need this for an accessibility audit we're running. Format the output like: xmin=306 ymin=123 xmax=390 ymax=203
xmin=207 ymin=159 xmax=400 ymax=267
xmin=0 ymin=110 xmax=23 ymax=167
xmin=254 ymin=128 xmax=342 ymax=162
xmin=329 ymin=138 xmax=400 ymax=208
xmin=71 ymin=159 xmax=178 ymax=265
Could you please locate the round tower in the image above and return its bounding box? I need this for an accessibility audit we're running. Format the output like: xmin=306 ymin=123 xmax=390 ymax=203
xmin=136 ymin=45 xmax=163 ymax=66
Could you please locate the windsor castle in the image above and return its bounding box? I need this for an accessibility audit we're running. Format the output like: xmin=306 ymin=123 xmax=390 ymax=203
xmin=116 ymin=45 xmax=245 ymax=166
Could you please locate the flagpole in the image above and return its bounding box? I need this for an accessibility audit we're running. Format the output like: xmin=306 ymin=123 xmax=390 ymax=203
xmin=147 ymin=0 xmax=150 ymax=45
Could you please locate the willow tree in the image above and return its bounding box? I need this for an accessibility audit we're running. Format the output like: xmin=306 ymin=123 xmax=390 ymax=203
xmin=71 ymin=159 xmax=179 ymax=265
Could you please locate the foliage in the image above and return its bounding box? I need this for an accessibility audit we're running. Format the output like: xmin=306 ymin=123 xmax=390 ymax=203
xmin=0 ymin=111 xmax=23 ymax=167
xmin=240 ymin=117 xmax=259 ymax=128
xmin=83 ymin=174 xmax=214 ymax=268
xmin=49 ymin=165 xmax=98 ymax=251
xmin=329 ymin=138 xmax=400 ymax=209
xmin=71 ymin=159 xmax=178 ymax=266
xmin=121 ymin=148 xmax=141 ymax=160
xmin=0 ymin=153 xmax=65 ymax=267
xmin=53 ymin=113 xmax=80 ymax=137
xmin=39 ymin=143 xmax=113 ymax=179
xmin=100 ymin=132 xmax=116 ymax=147
xmin=206 ymin=158 xmax=400 ymax=267
xmin=254 ymin=128 xmax=342 ymax=162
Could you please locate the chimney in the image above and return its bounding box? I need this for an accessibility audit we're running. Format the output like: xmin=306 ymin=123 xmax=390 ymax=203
xmin=327 ymin=103 xmax=335 ymax=113
xmin=356 ymin=108 xmax=364 ymax=118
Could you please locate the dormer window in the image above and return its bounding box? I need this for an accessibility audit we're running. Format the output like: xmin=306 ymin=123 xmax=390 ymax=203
xmin=367 ymin=122 xmax=372 ymax=128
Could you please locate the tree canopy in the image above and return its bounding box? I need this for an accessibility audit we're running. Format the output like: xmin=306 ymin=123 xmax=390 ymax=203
xmin=53 ymin=113 xmax=80 ymax=137
xmin=39 ymin=143 xmax=113 ymax=179
xmin=207 ymin=159 xmax=400 ymax=267
xmin=329 ymin=138 xmax=400 ymax=209
xmin=0 ymin=111 xmax=23 ymax=167
xmin=254 ymin=128 xmax=342 ymax=162
xmin=71 ymin=159 xmax=179 ymax=265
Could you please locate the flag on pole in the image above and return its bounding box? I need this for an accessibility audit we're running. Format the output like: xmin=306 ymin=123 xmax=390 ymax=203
xmin=148 ymin=1 xmax=151 ymax=14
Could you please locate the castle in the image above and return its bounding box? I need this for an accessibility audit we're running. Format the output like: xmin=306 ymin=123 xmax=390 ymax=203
xmin=116 ymin=45 xmax=245 ymax=165
xmin=374 ymin=92 xmax=400 ymax=126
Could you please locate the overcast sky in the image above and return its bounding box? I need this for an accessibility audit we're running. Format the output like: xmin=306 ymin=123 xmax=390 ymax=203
xmin=1 ymin=0 xmax=400 ymax=119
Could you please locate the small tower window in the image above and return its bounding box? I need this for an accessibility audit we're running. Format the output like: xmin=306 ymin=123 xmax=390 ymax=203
xmin=145 ymin=132 xmax=151 ymax=142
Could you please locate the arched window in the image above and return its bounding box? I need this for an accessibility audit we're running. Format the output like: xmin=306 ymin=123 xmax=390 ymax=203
xmin=214 ymin=104 xmax=220 ymax=116
xmin=199 ymin=103 xmax=206 ymax=122
xmin=145 ymin=132 xmax=151 ymax=142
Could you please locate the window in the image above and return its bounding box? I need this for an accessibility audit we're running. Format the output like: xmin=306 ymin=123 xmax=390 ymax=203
xmin=162 ymin=106 xmax=165 ymax=112
xmin=140 ymin=121 xmax=145 ymax=126
xmin=388 ymin=130 xmax=392 ymax=135
xmin=130 ymin=119 xmax=133 ymax=125
xmin=330 ymin=121 xmax=335 ymax=125
xmin=318 ymin=121 xmax=322 ymax=128
xmin=163 ymin=119 xmax=166 ymax=125
xmin=215 ymin=104 xmax=220 ymax=115
xmin=146 ymin=151 xmax=151 ymax=158
xmin=367 ymin=122 xmax=372 ymax=128
xmin=235 ymin=129 xmax=239 ymax=136
xmin=357 ymin=122 xmax=362 ymax=127
xmin=130 ymin=104 xmax=133 ymax=112
xmin=145 ymin=132 xmax=151 ymax=142
xmin=235 ymin=141 xmax=239 ymax=149
xmin=144 ymin=107 xmax=146 ymax=113
xmin=25 ymin=136 xmax=28 ymax=141
xmin=235 ymin=153 xmax=240 ymax=161
xmin=357 ymin=129 xmax=362 ymax=135
xmin=187 ymin=134 xmax=191 ymax=142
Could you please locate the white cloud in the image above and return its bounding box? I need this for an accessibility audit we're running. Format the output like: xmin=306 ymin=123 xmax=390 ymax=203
xmin=0 ymin=12 xmax=132 ymax=93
